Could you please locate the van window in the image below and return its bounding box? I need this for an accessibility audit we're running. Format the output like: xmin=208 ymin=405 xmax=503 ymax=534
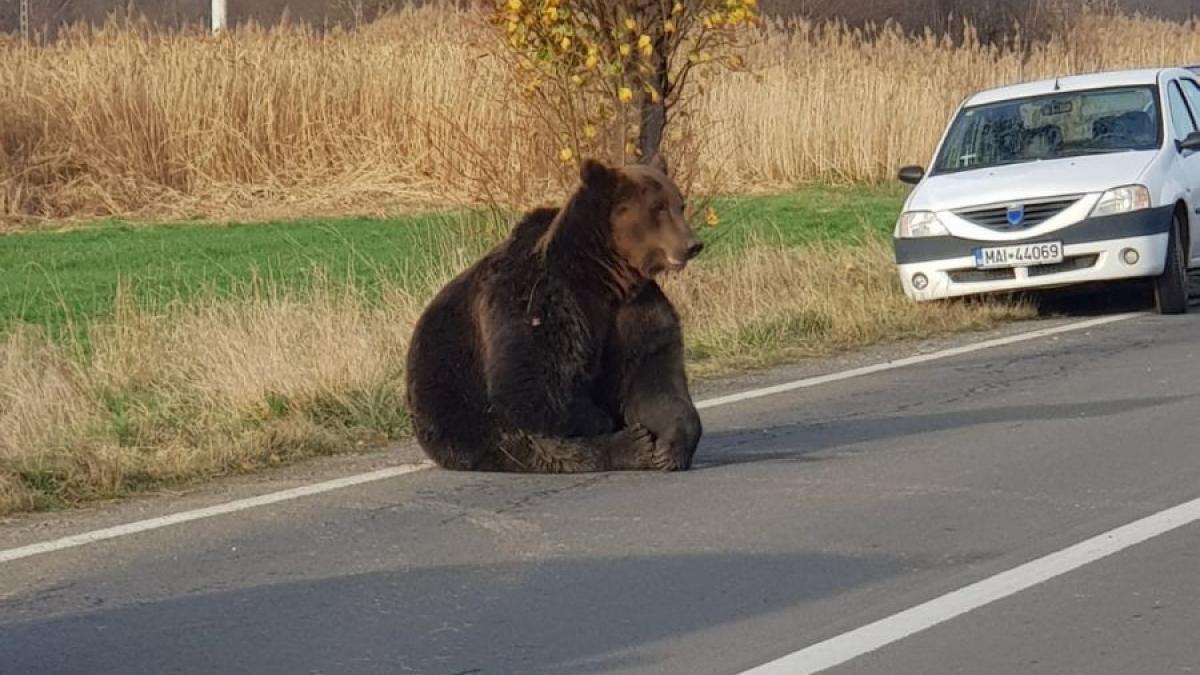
xmin=933 ymin=86 xmax=1160 ymax=174
xmin=1180 ymin=79 xmax=1200 ymax=134
xmin=1167 ymin=81 xmax=1197 ymax=139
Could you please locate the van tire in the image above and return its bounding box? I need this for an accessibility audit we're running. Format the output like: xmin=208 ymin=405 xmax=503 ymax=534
xmin=1153 ymin=212 xmax=1189 ymax=315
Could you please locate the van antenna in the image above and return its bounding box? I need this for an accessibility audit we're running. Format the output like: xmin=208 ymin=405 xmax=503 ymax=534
xmin=1054 ymin=75 xmax=1061 ymax=91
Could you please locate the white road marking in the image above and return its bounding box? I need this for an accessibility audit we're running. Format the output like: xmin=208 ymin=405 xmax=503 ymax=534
xmin=695 ymin=312 xmax=1143 ymax=409
xmin=0 ymin=312 xmax=1144 ymax=566
xmin=0 ymin=464 xmax=433 ymax=564
xmin=737 ymin=494 xmax=1200 ymax=675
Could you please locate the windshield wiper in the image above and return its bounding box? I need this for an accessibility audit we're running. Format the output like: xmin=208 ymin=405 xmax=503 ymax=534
xmin=1058 ymin=148 xmax=1131 ymax=157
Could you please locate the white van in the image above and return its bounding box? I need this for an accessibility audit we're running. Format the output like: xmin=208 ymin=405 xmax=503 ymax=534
xmin=893 ymin=67 xmax=1200 ymax=314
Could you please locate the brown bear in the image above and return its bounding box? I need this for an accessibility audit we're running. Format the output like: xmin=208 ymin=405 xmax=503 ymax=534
xmin=404 ymin=155 xmax=703 ymax=472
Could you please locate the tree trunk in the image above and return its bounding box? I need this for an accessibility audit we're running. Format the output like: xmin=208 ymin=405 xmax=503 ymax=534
xmin=637 ymin=33 xmax=670 ymax=162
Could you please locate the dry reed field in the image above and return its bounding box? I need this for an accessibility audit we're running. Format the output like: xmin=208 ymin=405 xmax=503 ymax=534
xmin=4 ymin=6 xmax=1200 ymax=222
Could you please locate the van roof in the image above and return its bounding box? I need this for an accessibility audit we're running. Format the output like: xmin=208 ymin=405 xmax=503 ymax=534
xmin=965 ymin=67 xmax=1189 ymax=107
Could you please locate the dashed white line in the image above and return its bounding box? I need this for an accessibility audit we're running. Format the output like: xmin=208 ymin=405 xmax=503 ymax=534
xmin=736 ymin=494 xmax=1200 ymax=675
xmin=0 ymin=311 xmax=1144 ymax=566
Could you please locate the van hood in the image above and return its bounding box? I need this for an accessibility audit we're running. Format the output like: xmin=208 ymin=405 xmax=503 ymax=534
xmin=907 ymin=150 xmax=1158 ymax=212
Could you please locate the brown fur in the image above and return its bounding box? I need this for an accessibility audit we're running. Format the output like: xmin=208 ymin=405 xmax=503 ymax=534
xmin=404 ymin=156 xmax=702 ymax=472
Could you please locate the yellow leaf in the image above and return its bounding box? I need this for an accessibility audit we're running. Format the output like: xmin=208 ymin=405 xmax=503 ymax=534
xmin=705 ymin=207 xmax=720 ymax=227
xmin=583 ymin=125 xmax=597 ymax=138
xmin=673 ymin=1 xmax=684 ymax=14
xmin=507 ymin=0 xmax=521 ymax=10
xmin=570 ymin=74 xmax=583 ymax=85
xmin=618 ymin=86 xmax=633 ymax=103
xmin=663 ymin=20 xmax=676 ymax=34
xmin=585 ymin=54 xmax=599 ymax=68
xmin=559 ymin=147 xmax=574 ymax=163
xmin=638 ymin=34 xmax=652 ymax=56
xmin=624 ymin=17 xmax=637 ymax=32
xmin=619 ymin=44 xmax=631 ymax=57
xmin=644 ymin=84 xmax=660 ymax=103
xmin=742 ymin=0 xmax=757 ymax=6
xmin=560 ymin=36 xmax=571 ymax=49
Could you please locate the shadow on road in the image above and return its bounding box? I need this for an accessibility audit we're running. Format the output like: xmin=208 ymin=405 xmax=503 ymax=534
xmin=935 ymin=271 xmax=1200 ymax=319
xmin=1016 ymin=271 xmax=1200 ymax=318
xmin=0 ymin=550 xmax=924 ymax=675
xmin=695 ymin=395 xmax=1192 ymax=469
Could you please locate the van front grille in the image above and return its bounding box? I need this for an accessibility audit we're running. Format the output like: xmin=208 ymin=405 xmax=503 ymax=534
xmin=1026 ymin=254 xmax=1099 ymax=277
xmin=954 ymin=196 xmax=1083 ymax=231
xmin=948 ymin=268 xmax=1017 ymax=283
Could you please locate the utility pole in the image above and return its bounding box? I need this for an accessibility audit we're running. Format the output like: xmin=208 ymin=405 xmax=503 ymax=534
xmin=19 ymin=0 xmax=30 ymax=42
xmin=211 ymin=0 xmax=226 ymax=33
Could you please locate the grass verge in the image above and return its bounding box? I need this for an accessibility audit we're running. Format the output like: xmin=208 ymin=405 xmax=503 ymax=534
xmin=0 ymin=186 xmax=1031 ymax=515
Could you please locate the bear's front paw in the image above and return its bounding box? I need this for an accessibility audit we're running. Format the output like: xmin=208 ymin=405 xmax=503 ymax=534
xmin=650 ymin=438 xmax=690 ymax=472
xmin=605 ymin=423 xmax=658 ymax=470
xmin=624 ymin=422 xmax=656 ymax=455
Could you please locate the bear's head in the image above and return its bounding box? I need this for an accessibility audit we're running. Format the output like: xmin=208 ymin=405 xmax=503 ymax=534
xmin=580 ymin=154 xmax=704 ymax=279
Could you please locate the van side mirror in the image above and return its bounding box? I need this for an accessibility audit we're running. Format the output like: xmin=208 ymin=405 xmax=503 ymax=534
xmin=898 ymin=165 xmax=925 ymax=185
xmin=1178 ymin=131 xmax=1200 ymax=153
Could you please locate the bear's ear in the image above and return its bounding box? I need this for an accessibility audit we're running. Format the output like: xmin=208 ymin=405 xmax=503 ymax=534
xmin=580 ymin=158 xmax=614 ymax=187
xmin=643 ymin=152 xmax=669 ymax=176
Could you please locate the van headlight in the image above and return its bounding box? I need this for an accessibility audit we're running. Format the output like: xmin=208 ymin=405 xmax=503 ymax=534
xmin=895 ymin=211 xmax=949 ymax=238
xmin=1089 ymin=184 xmax=1151 ymax=218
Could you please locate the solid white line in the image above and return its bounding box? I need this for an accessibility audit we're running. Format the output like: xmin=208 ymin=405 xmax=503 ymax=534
xmin=737 ymin=494 xmax=1200 ymax=675
xmin=0 ymin=312 xmax=1145 ymax=566
xmin=695 ymin=312 xmax=1143 ymax=409
xmin=0 ymin=463 xmax=433 ymax=564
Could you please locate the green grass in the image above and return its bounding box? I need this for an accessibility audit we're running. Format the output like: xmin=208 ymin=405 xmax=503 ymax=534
xmin=0 ymin=212 xmax=498 ymax=338
xmin=699 ymin=184 xmax=906 ymax=254
xmin=0 ymin=184 xmax=906 ymax=337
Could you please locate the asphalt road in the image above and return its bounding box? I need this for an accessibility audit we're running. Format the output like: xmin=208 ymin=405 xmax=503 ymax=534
xmin=3 ymin=294 xmax=1200 ymax=675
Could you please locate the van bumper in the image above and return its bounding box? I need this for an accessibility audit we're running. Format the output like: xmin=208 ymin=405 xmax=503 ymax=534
xmin=893 ymin=206 xmax=1176 ymax=301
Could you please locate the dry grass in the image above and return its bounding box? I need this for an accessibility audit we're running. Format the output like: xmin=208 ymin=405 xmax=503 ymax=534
xmin=670 ymin=240 xmax=1032 ymax=377
xmin=4 ymin=7 xmax=1200 ymax=222
xmin=0 ymin=232 xmax=1031 ymax=515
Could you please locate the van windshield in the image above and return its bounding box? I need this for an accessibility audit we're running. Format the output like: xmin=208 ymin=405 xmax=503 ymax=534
xmin=932 ymin=86 xmax=1161 ymax=174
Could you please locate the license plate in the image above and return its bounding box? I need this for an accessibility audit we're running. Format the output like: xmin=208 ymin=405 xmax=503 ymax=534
xmin=973 ymin=241 xmax=1064 ymax=269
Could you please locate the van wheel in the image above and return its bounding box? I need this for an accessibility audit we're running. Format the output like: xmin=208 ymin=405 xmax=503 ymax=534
xmin=1154 ymin=212 xmax=1189 ymax=315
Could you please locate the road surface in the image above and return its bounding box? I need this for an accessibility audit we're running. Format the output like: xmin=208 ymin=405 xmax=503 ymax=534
xmin=2 ymin=295 xmax=1199 ymax=675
